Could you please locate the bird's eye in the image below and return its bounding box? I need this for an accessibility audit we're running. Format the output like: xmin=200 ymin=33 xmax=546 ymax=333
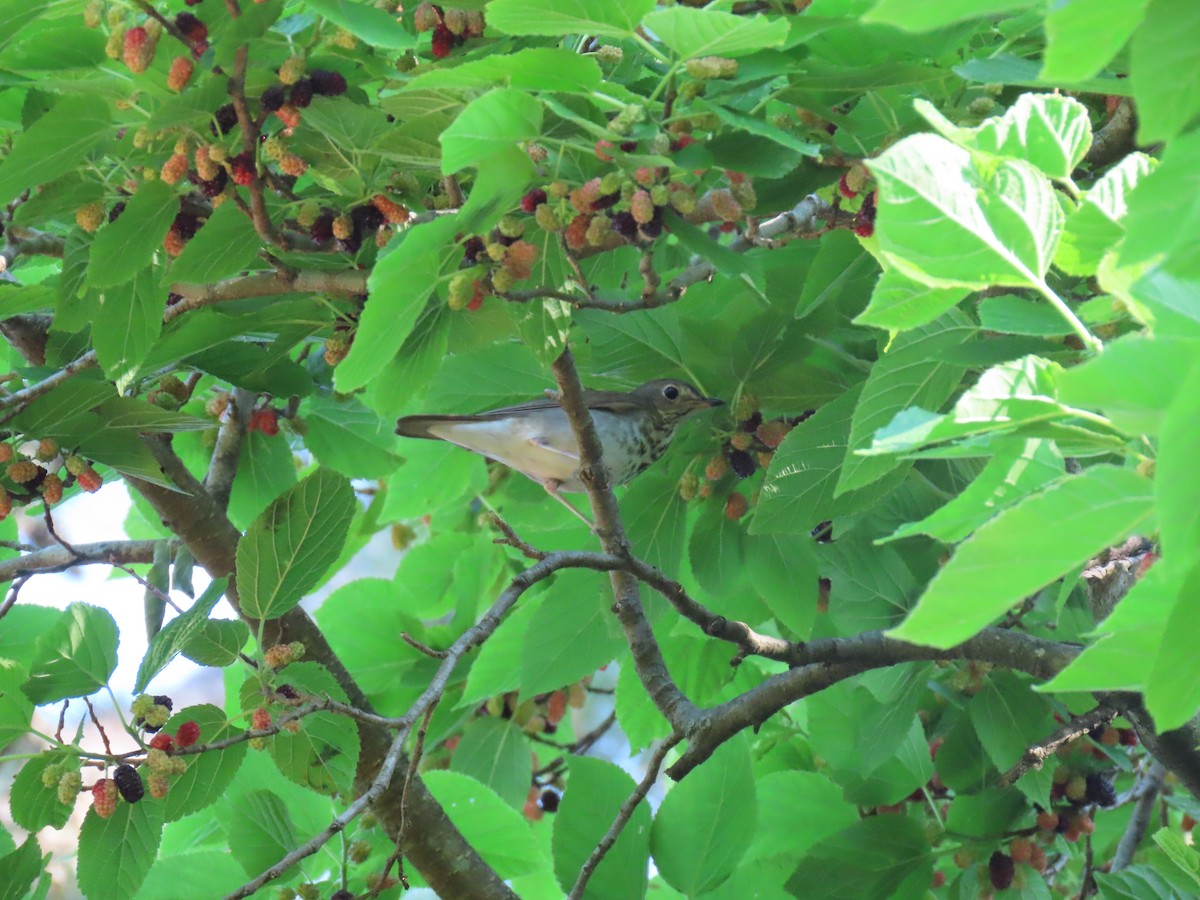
xmin=663 ymin=385 xmax=680 ymax=401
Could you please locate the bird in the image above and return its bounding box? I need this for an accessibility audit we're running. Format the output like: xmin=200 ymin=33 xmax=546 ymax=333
xmin=395 ymin=379 xmax=723 ymax=524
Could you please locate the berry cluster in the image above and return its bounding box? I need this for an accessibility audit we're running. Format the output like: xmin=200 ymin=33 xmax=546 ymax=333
xmin=42 ymin=762 xmax=83 ymax=805
xmin=0 ymin=436 xmax=104 ymax=516
xmin=836 ymin=163 xmax=877 ymax=238
xmin=131 ymin=693 xmax=174 ymax=734
xmin=301 ymin=198 xmax=396 ymax=255
xmin=411 ymin=3 xmax=486 ymax=59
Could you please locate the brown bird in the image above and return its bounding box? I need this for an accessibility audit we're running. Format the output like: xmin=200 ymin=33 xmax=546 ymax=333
xmin=396 ymin=379 xmax=723 ymax=523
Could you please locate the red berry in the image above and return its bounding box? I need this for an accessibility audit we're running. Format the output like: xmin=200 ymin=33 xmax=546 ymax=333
xmin=430 ymin=24 xmax=454 ymax=58
xmin=594 ymin=140 xmax=614 ymax=162
xmin=175 ymin=12 xmax=208 ymax=42
xmin=520 ymin=189 xmax=547 ymax=214
xmin=854 ymin=220 xmax=875 ymax=238
xmin=837 ymin=172 xmax=857 ymax=199
xmin=149 ymin=732 xmax=174 ymax=752
xmin=175 ymin=721 xmax=200 ymax=748
xmin=251 ymin=707 xmax=272 ymax=731
xmin=91 ymin=779 xmax=119 ymax=818
xmin=724 ymin=492 xmax=749 ymax=520
xmin=168 ymin=56 xmax=194 ymax=92
xmin=248 ymin=409 xmax=280 ymax=436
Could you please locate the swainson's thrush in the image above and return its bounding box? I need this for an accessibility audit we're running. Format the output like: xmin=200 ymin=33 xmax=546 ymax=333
xmin=395 ymin=379 xmax=723 ymax=523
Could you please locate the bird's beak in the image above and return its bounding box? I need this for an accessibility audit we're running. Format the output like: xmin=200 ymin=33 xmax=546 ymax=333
xmin=704 ymin=397 xmax=724 ymax=408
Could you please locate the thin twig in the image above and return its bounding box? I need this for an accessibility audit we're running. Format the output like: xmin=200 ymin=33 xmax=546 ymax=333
xmin=567 ymin=735 xmax=681 ymax=900
xmin=401 ymin=633 xmax=448 ymax=659
xmin=82 ymin=696 xmax=113 ymax=758
xmin=1112 ymin=760 xmax=1166 ymax=871
xmin=1000 ymin=706 xmax=1117 ymax=786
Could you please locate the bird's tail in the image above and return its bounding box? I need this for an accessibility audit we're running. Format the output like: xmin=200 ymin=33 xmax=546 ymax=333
xmin=395 ymin=415 xmax=476 ymax=439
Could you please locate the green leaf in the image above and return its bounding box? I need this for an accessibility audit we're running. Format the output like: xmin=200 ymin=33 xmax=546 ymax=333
xmin=1153 ymin=828 xmax=1200 ymax=888
xmin=0 ymin=606 xmax=59 ymax=671
xmin=1057 ymin=335 xmax=1197 ymax=436
xmin=621 ymin=469 xmax=689 ymax=573
xmin=161 ymin=704 xmax=248 ymax=822
xmin=854 ymin=270 xmax=969 ymax=332
xmin=865 ymin=0 xmax=1037 ymax=31
xmin=487 ymin=0 xmax=654 ymax=39
xmin=450 ymin=718 xmax=533 ymax=810
xmin=744 ymin=771 xmax=858 ymax=865
xmin=440 ymin=89 xmax=544 ymax=174
xmin=304 ymin=0 xmax=412 ymax=48
xmin=868 ymin=133 xmax=1063 ymax=289
xmin=520 ymin=580 xmax=623 ymax=696
xmin=87 ymin=180 xmax=177 ymax=289
xmin=945 ymin=787 xmax=1027 ymax=838
xmin=1042 ymin=0 xmax=1148 ymax=81
xmin=405 ymin=47 xmax=603 ymax=93
xmin=890 ymin=466 xmax=1155 ymax=648
xmin=652 ymin=734 xmax=756 ymax=895
xmin=23 ymin=603 xmax=119 ymax=704
xmin=76 ymin=799 xmax=164 ymax=900
xmin=267 ymin=662 xmax=360 ymax=796
xmin=302 ymin=392 xmax=403 ymax=479
xmin=181 ymin=618 xmax=249 ymax=667
xmin=0 ymin=837 xmax=44 ymax=900
xmin=917 ymin=93 xmax=1092 ymax=180
xmin=507 ymin=298 xmax=572 ymax=368
xmin=335 ymin=214 xmax=460 ymax=393
xmin=224 ymin=789 xmax=298 ymax=877
xmin=1130 ymin=0 xmax=1200 ymax=143
xmin=553 ymin=757 xmax=651 ymax=900
xmin=969 ymin=671 xmax=1056 ymax=772
xmin=168 ymin=201 xmax=263 ymax=284
xmin=0 ymin=94 xmax=110 ymax=206
xmin=423 ymin=771 xmax=548 ymax=879
xmin=134 ymin=579 xmax=227 ymax=693
xmin=744 ymin=531 xmax=819 ymax=639
xmin=977 ymin=295 xmax=1074 ymax=336
xmin=754 ymin=385 xmax=907 ymax=535
xmin=1148 ymin=340 xmax=1200 ymax=567
xmin=642 ymin=7 xmax=789 ymax=58
xmin=689 ymin=498 xmax=747 ymax=596
xmin=9 ymin=750 xmax=75 ymax=832
xmin=91 ymin=268 xmax=165 ymax=389
xmin=785 ymin=814 xmax=931 ymax=898
xmin=236 ymin=469 xmax=357 ymax=620
xmin=1057 ymin=152 xmax=1156 ymax=276
xmin=884 ymin=438 xmax=1064 ymax=545
xmin=0 ymin=660 xmax=33 ymax=749
xmin=836 ymin=316 xmax=972 ymax=495
xmin=460 ymin=598 xmax=535 ymax=709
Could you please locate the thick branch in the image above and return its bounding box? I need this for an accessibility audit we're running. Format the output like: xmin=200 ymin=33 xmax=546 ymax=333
xmin=125 ymin=435 xmax=515 ymax=899
xmin=0 ymin=540 xmax=163 ymax=583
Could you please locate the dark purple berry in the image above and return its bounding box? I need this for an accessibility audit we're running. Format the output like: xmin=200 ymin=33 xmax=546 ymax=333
xmin=1085 ymin=773 xmax=1117 ymax=807
xmin=172 ymin=212 xmax=201 ymax=240
xmin=338 ymin=232 xmax=363 ymax=254
xmin=539 ymin=790 xmax=561 ymax=813
xmin=728 ymin=449 xmax=756 ymax=478
xmin=289 ymin=78 xmax=314 ymax=109
xmin=260 ymin=85 xmax=286 ymax=113
xmin=311 ymin=212 xmax=335 ymax=243
xmin=620 ymin=141 xmax=637 ymax=152
xmin=351 ymin=203 xmax=386 ymax=233
xmin=592 ymin=191 xmax=620 ymax=211
xmin=113 ymin=764 xmax=145 ymax=803
xmin=611 ymin=211 xmax=637 ymax=239
xmin=740 ymin=411 xmax=763 ymax=433
xmin=310 ymin=69 xmax=347 ymax=97
xmin=198 ymin=167 xmax=228 ymax=198
xmin=988 ymin=851 xmax=1014 ymax=891
xmin=108 ymin=201 xmax=126 ymax=223
xmin=462 ymin=235 xmax=486 ymax=262
xmin=211 ymin=103 xmax=238 ymax=136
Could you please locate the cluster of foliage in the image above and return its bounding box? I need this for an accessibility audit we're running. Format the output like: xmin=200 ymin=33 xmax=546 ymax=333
xmin=2 ymin=0 xmax=1200 ymax=898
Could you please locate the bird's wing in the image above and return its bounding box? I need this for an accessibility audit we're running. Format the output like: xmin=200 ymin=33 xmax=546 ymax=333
xmin=480 ymin=389 xmax=642 ymax=416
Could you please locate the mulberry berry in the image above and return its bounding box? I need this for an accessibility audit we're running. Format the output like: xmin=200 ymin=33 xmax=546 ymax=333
xmin=91 ymin=779 xmax=119 ymax=818
xmin=57 ymin=769 xmax=82 ymax=804
xmin=310 ymin=69 xmax=347 ymax=96
xmin=724 ymin=492 xmax=749 ymax=520
xmin=520 ymin=189 xmax=547 ymax=214
xmin=41 ymin=473 xmax=63 ymax=505
xmin=175 ymin=721 xmax=201 ymax=748
xmin=988 ymin=851 xmax=1014 ymax=891
xmin=1085 ymin=773 xmax=1117 ymax=807
xmin=148 ymin=774 xmax=170 ymax=799
xmin=148 ymin=732 xmax=174 ymax=752
xmin=260 ymin=85 xmax=286 ymax=113
xmin=168 ymin=56 xmax=194 ymax=92
xmin=7 ymin=460 xmax=40 ymax=484
xmin=430 ymin=23 xmax=454 ymax=59
xmin=175 ymin=12 xmax=207 ymax=43
xmin=630 ymin=190 xmax=655 ymax=225
xmin=371 ymin=194 xmax=409 ymax=224
xmin=76 ymin=466 xmax=102 ymax=492
xmin=211 ymin=104 xmax=238 ymax=136
xmin=123 ymin=27 xmax=154 ymax=75
xmin=113 ymin=764 xmax=145 ymax=803
xmin=289 ymin=79 xmax=314 ymax=109
xmin=75 ymin=202 xmax=104 ymax=233
xmin=279 ymin=153 xmax=307 ymax=176
xmin=728 ymin=449 xmax=757 ymax=478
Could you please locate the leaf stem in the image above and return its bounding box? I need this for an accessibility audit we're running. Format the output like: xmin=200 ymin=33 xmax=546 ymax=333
xmin=1036 ymin=281 xmax=1102 ymax=353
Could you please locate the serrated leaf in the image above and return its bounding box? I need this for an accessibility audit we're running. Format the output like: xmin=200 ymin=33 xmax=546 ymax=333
xmin=553 ymin=757 xmax=651 ymax=900
xmin=868 ymin=133 xmax=1063 ymax=290
xmin=76 ymin=799 xmax=164 ymax=900
xmin=651 ymin=734 xmax=755 ymax=895
xmin=303 ymin=392 xmax=403 ymax=479
xmin=450 ymin=718 xmax=533 ymax=810
xmin=87 ymin=180 xmax=177 ymax=289
xmin=9 ymin=750 xmax=75 ymax=833
xmin=134 ymin=580 xmax=227 ymax=693
xmin=335 ymin=214 xmax=460 ymax=393
xmin=168 ymin=201 xmax=263 ymax=284
xmin=0 ymin=95 xmax=110 ymax=206
xmin=643 ymin=6 xmax=788 ymax=58
xmin=890 ymin=466 xmax=1155 ymax=648
xmin=854 ymin=270 xmax=969 ymax=332
xmin=237 ymin=469 xmax=356 ymax=620
xmin=440 ymin=89 xmax=543 ymax=175
xmin=91 ymin=268 xmax=165 ymax=389
xmin=487 ymin=0 xmax=654 ymax=39
xmin=181 ymin=619 xmax=250 ymax=667
xmin=161 ymin=704 xmax=247 ymax=822
xmin=23 ymin=603 xmax=118 ymax=704
xmin=0 ymin=836 xmax=44 ymax=900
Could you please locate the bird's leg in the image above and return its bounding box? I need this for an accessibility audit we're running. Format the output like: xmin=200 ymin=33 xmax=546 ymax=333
xmin=541 ymin=479 xmax=595 ymax=529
